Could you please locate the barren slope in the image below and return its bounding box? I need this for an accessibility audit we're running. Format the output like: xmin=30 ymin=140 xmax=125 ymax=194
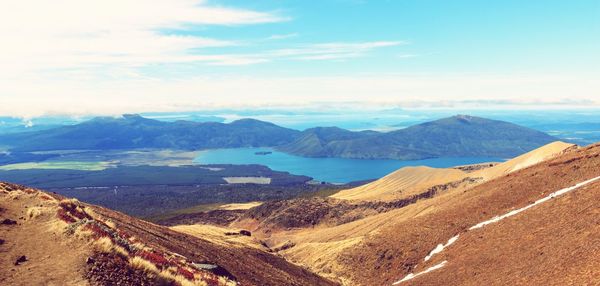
xmin=331 ymin=166 xmax=467 ymax=201
xmin=217 ymin=141 xmax=584 ymax=285
xmin=332 ymin=141 xmax=575 ymax=202
xmin=0 ymin=183 xmax=337 ymax=286
xmin=335 ymin=143 xmax=600 ymax=285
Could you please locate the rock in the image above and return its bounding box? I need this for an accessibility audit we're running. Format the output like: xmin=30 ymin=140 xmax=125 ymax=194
xmin=1 ymin=219 xmax=17 ymax=225
xmin=15 ymin=255 xmax=27 ymax=265
xmin=0 ymin=238 xmax=4 ymax=245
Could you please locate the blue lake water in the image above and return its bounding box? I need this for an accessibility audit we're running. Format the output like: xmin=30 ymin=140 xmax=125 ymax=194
xmin=194 ymin=148 xmax=504 ymax=183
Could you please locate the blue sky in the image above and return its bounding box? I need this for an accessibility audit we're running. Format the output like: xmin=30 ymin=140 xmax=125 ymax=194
xmin=0 ymin=0 xmax=598 ymax=117
xmin=179 ymin=0 xmax=599 ymax=75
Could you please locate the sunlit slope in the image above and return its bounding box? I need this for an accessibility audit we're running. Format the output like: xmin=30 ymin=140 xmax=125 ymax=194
xmin=333 ymin=141 xmax=575 ymax=202
xmin=338 ymin=142 xmax=600 ymax=286
xmin=331 ymin=166 xmax=467 ymax=201
xmin=474 ymin=141 xmax=576 ymax=180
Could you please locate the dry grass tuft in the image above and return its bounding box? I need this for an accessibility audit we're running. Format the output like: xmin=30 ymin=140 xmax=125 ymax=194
xmin=220 ymin=276 xmax=238 ymax=286
xmin=85 ymin=207 xmax=100 ymax=220
xmin=159 ymin=269 xmax=208 ymax=286
xmin=47 ymin=218 xmax=69 ymax=234
xmin=104 ymin=219 xmax=116 ymax=229
xmin=95 ymin=237 xmax=115 ymax=253
xmin=26 ymin=207 xmax=44 ymax=220
xmin=94 ymin=237 xmax=130 ymax=257
xmin=129 ymin=256 xmax=159 ymax=274
xmin=39 ymin=194 xmax=55 ymax=201
xmin=7 ymin=190 xmax=23 ymax=200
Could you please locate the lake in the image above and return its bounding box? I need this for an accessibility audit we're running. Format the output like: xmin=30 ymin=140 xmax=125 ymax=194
xmin=194 ymin=148 xmax=504 ymax=183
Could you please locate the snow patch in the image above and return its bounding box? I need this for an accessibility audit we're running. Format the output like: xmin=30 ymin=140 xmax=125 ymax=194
xmin=393 ymin=261 xmax=448 ymax=285
xmin=470 ymin=175 xmax=600 ymax=230
xmin=391 ymin=175 xmax=600 ymax=285
xmin=424 ymin=234 xmax=459 ymax=262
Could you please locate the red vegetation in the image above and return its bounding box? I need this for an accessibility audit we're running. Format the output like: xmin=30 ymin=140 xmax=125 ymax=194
xmin=177 ymin=267 xmax=195 ymax=280
xmin=59 ymin=200 xmax=92 ymax=220
xmin=203 ymin=276 xmax=220 ymax=286
xmin=117 ymin=229 xmax=131 ymax=239
xmin=57 ymin=208 xmax=76 ymax=223
xmin=84 ymin=223 xmax=111 ymax=239
xmin=40 ymin=195 xmax=54 ymax=201
xmin=136 ymin=250 xmax=170 ymax=267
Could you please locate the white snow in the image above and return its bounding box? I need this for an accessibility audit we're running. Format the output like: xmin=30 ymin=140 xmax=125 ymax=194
xmin=392 ymin=261 xmax=448 ymax=285
xmin=391 ymin=175 xmax=600 ymax=285
xmin=470 ymin=175 xmax=600 ymax=230
xmin=424 ymin=235 xmax=459 ymax=262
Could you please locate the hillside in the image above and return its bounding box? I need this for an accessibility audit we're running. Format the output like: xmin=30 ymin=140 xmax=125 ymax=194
xmin=334 ymin=142 xmax=600 ymax=285
xmin=0 ymin=182 xmax=336 ymax=286
xmin=180 ymin=141 xmax=598 ymax=285
xmin=278 ymin=115 xmax=558 ymax=160
xmin=332 ymin=141 xmax=576 ymax=201
xmin=0 ymin=114 xmax=300 ymax=152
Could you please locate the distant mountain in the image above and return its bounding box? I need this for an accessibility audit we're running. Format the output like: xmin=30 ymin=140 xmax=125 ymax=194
xmin=278 ymin=115 xmax=558 ymax=160
xmin=277 ymin=127 xmax=378 ymax=157
xmin=1 ymin=114 xmax=300 ymax=151
xmin=1 ymin=114 xmax=558 ymax=160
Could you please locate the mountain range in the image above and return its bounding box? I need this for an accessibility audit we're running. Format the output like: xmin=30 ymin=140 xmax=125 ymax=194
xmin=1 ymin=114 xmax=298 ymax=152
xmin=278 ymin=115 xmax=558 ymax=160
xmin=1 ymin=114 xmax=557 ymax=160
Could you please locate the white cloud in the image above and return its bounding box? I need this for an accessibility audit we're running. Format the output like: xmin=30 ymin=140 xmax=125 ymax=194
xmin=267 ymin=33 xmax=299 ymax=40
xmin=0 ymin=0 xmax=285 ymax=75
xmin=270 ymin=41 xmax=404 ymax=60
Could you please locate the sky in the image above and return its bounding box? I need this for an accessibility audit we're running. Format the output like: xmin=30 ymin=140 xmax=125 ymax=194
xmin=0 ymin=0 xmax=598 ymax=117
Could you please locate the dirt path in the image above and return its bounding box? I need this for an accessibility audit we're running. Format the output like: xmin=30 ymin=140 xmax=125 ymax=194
xmin=0 ymin=189 xmax=90 ymax=286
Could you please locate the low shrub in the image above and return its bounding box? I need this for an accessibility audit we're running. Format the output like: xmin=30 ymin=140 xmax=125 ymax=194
xmin=57 ymin=208 xmax=76 ymax=223
xmin=83 ymin=222 xmax=111 ymax=239
xmin=136 ymin=250 xmax=170 ymax=268
xmin=177 ymin=267 xmax=195 ymax=280
xmin=26 ymin=207 xmax=43 ymax=220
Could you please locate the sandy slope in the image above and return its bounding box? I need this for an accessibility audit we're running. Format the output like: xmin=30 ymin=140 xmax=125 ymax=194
xmin=473 ymin=141 xmax=576 ymax=180
xmin=170 ymin=224 xmax=264 ymax=249
xmin=332 ymin=141 xmax=575 ymax=202
xmin=331 ymin=166 xmax=467 ymax=201
xmin=219 ymin=202 xmax=264 ymax=210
